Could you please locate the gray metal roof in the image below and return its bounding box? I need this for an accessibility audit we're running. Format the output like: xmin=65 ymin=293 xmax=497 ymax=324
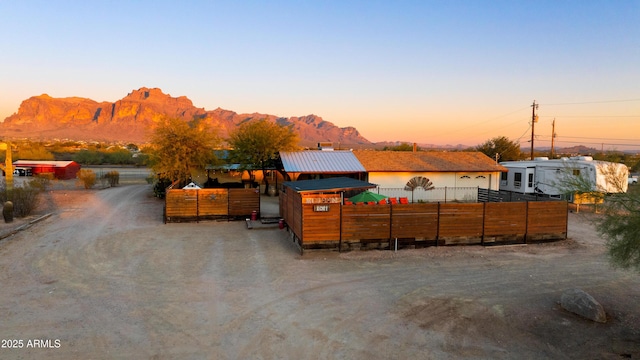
xmin=280 ymin=150 xmax=366 ymax=173
xmin=282 ymin=177 xmax=376 ymax=193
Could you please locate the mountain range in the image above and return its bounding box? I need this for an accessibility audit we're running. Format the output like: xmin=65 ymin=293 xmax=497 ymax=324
xmin=0 ymin=87 xmax=373 ymax=148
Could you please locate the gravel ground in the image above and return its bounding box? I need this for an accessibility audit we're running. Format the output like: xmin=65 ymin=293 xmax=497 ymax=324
xmin=0 ymin=184 xmax=639 ymax=359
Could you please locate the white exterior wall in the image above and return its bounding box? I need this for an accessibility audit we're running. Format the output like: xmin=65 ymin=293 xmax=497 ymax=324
xmin=368 ymin=171 xmax=501 ymax=202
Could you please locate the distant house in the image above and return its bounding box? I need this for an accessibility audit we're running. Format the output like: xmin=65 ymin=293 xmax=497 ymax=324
xmin=352 ymin=150 xmax=507 ymax=201
xmin=12 ymin=160 xmax=81 ymax=180
xmin=279 ymin=150 xmax=367 ymax=182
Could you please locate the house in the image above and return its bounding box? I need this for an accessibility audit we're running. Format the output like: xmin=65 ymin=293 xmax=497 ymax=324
xmin=352 ymin=150 xmax=507 ymax=202
xmin=499 ymin=156 xmax=628 ymax=196
xmin=12 ymin=160 xmax=81 ymax=180
xmin=279 ymin=150 xmax=367 ymax=182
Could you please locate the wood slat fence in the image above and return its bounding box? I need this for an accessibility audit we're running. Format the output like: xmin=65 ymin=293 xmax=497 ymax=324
xmin=281 ymin=192 xmax=568 ymax=252
xmin=164 ymin=188 xmax=260 ymax=223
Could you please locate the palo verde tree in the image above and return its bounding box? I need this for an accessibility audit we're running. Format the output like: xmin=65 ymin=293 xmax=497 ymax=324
xmin=148 ymin=117 xmax=220 ymax=186
xmin=227 ymin=119 xmax=298 ymax=193
xmin=476 ymin=136 xmax=522 ymax=162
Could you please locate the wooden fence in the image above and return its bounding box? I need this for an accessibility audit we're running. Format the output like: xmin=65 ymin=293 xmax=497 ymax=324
xmin=281 ymin=193 xmax=568 ymax=252
xmin=164 ymin=188 xmax=260 ymax=223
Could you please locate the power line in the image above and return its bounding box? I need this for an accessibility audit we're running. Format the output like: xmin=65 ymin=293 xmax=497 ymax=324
xmin=538 ymin=135 xmax=640 ymax=142
xmin=542 ymin=98 xmax=640 ymax=106
xmin=539 ymin=115 xmax=638 ymax=118
xmin=550 ymin=140 xmax=640 ymax=148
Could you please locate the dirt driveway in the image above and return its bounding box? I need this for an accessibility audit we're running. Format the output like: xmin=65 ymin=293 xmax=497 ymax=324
xmin=0 ymin=184 xmax=639 ymax=359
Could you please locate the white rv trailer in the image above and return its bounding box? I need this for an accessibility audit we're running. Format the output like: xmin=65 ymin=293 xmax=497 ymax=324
xmin=499 ymin=156 xmax=628 ymax=196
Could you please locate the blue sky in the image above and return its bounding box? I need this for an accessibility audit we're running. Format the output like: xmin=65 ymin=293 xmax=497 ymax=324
xmin=1 ymin=1 xmax=638 ymax=149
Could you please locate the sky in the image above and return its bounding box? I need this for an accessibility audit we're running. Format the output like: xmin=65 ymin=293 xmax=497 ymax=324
xmin=0 ymin=1 xmax=638 ymax=150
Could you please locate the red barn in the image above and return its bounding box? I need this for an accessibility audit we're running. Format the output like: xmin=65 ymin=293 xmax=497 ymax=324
xmin=12 ymin=160 xmax=81 ymax=180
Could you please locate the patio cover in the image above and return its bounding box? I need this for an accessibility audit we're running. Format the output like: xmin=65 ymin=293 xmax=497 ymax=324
xmin=282 ymin=177 xmax=376 ymax=193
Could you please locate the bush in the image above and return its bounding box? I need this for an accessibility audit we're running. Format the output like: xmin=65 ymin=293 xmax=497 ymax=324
xmin=29 ymin=175 xmax=52 ymax=191
xmin=102 ymin=171 xmax=120 ymax=187
xmin=153 ymin=178 xmax=173 ymax=198
xmin=0 ymin=183 xmax=42 ymax=218
xmin=76 ymin=169 xmax=97 ymax=189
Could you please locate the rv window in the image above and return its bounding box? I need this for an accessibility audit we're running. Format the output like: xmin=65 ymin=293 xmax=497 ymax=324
xmin=514 ymin=173 xmax=522 ymax=188
xmin=528 ymin=173 xmax=534 ymax=188
xmin=573 ymin=169 xmax=580 ymax=176
xmin=501 ymin=172 xmax=507 ymax=181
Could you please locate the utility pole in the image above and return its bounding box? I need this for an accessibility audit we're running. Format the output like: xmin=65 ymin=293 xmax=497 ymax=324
xmin=530 ymin=100 xmax=538 ymax=160
xmin=550 ymin=118 xmax=556 ymax=159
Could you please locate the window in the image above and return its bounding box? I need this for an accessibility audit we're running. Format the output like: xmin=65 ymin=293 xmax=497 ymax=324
xmin=501 ymin=172 xmax=508 ymax=185
xmin=528 ymin=173 xmax=534 ymax=188
xmin=573 ymin=169 xmax=580 ymax=176
xmin=514 ymin=172 xmax=522 ymax=188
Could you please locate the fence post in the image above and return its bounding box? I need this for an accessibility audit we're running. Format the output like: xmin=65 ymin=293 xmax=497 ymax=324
xmin=436 ymin=202 xmax=441 ymax=246
xmin=227 ymin=189 xmax=231 ymax=221
xmin=524 ymin=201 xmax=529 ymax=244
xmin=481 ymin=202 xmax=486 ymax=246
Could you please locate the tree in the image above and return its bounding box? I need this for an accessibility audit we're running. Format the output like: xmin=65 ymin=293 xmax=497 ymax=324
xmin=17 ymin=141 xmax=55 ymax=160
xmin=558 ymin=161 xmax=640 ymax=272
xmin=476 ymin=136 xmax=522 ymax=162
xmin=383 ymin=142 xmax=420 ymax=151
xmin=227 ymin=119 xmax=298 ymax=193
xmin=148 ymin=117 xmax=220 ymax=185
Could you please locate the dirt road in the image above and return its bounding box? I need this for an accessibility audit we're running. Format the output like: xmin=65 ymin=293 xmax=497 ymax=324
xmin=0 ymin=184 xmax=639 ymax=359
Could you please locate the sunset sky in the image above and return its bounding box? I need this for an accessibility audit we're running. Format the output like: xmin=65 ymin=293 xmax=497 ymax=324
xmin=1 ymin=1 xmax=638 ymax=150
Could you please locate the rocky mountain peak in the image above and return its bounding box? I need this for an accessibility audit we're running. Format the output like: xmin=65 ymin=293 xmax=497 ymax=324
xmin=0 ymin=87 xmax=372 ymax=147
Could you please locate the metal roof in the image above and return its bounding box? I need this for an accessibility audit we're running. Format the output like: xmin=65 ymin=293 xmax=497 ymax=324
xmin=13 ymin=160 xmax=78 ymax=167
xmin=280 ymin=150 xmax=366 ymax=173
xmin=282 ymin=177 xmax=376 ymax=193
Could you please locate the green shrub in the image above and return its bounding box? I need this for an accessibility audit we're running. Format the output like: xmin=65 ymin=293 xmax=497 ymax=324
xmin=0 ymin=184 xmax=42 ymax=218
xmin=76 ymin=169 xmax=97 ymax=189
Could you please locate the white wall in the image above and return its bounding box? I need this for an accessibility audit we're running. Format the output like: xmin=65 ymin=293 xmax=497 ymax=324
xmin=368 ymin=171 xmax=501 ymax=202
xmin=368 ymin=171 xmax=500 ymax=189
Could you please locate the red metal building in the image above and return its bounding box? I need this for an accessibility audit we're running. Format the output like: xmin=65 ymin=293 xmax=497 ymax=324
xmin=12 ymin=160 xmax=81 ymax=180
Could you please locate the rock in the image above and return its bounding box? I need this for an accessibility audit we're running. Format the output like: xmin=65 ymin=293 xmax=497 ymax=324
xmin=560 ymin=288 xmax=607 ymax=323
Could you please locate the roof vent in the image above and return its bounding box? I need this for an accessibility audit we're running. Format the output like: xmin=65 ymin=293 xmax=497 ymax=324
xmin=534 ymin=157 xmax=549 ymax=161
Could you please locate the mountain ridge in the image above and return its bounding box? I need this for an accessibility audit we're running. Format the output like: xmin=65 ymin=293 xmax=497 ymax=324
xmin=0 ymin=87 xmax=372 ymax=148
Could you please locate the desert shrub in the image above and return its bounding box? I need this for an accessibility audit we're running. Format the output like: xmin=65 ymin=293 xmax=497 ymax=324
xmin=0 ymin=183 xmax=42 ymax=218
xmin=102 ymin=171 xmax=120 ymax=187
xmin=73 ymin=150 xmax=104 ymax=165
xmin=153 ymin=178 xmax=173 ymax=198
xmin=76 ymin=169 xmax=97 ymax=189
xmin=29 ymin=174 xmax=52 ymax=191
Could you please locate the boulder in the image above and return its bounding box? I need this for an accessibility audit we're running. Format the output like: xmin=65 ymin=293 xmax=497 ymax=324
xmin=560 ymin=288 xmax=607 ymax=323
